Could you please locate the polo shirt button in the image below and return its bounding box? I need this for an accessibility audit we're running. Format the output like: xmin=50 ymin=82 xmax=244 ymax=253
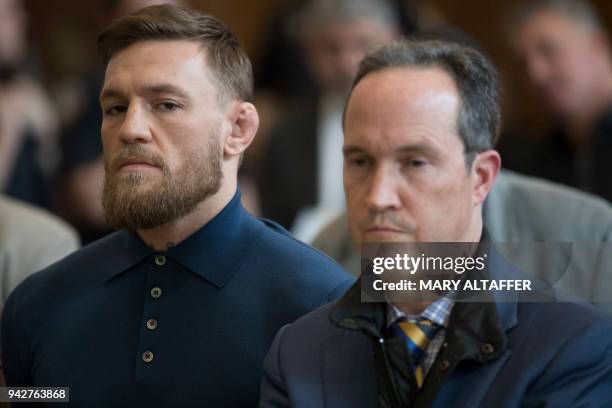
xmin=142 ymin=350 xmax=154 ymax=363
xmin=146 ymin=318 xmax=158 ymax=330
xmin=439 ymin=359 xmax=450 ymax=371
xmin=150 ymin=287 xmax=162 ymax=298
xmin=154 ymin=255 xmax=166 ymax=266
xmin=481 ymin=343 xmax=495 ymax=355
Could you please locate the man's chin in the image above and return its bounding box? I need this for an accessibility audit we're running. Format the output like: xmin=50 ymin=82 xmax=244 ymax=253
xmin=103 ymin=203 xmax=178 ymax=232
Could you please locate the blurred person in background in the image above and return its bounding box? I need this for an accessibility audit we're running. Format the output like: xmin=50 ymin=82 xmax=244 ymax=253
xmin=56 ymin=0 xmax=184 ymax=244
xmin=0 ymin=0 xmax=59 ymax=208
xmin=509 ymin=0 xmax=612 ymax=201
xmin=0 ymin=194 xmax=79 ymax=305
xmin=259 ymin=0 xmax=399 ymax=240
xmin=0 ymin=194 xmax=78 ymax=393
xmin=254 ymin=0 xmax=418 ymax=111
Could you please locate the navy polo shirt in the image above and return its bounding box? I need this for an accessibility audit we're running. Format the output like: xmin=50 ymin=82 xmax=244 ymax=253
xmin=1 ymin=190 xmax=353 ymax=407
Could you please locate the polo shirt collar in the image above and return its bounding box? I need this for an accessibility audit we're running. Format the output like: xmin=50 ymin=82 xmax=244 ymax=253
xmin=165 ymin=189 xmax=259 ymax=287
xmin=104 ymin=189 xmax=260 ymax=288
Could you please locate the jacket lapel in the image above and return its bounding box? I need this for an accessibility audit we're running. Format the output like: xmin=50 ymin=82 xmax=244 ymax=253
xmin=429 ymin=246 xmax=521 ymax=407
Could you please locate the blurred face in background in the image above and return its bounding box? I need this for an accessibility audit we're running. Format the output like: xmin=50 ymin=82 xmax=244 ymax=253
xmin=100 ymin=40 xmax=226 ymax=231
xmin=343 ymin=67 xmax=496 ymax=245
xmin=304 ymin=18 xmax=397 ymax=97
xmin=512 ymin=9 xmax=612 ymax=118
xmin=0 ymin=0 xmax=27 ymax=77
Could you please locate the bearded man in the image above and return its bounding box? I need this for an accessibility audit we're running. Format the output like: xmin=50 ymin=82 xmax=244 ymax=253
xmin=0 ymin=5 xmax=352 ymax=407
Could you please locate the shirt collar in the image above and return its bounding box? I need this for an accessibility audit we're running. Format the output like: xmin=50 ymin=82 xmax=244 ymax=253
xmin=386 ymin=297 xmax=455 ymax=329
xmin=103 ymin=189 xmax=262 ymax=288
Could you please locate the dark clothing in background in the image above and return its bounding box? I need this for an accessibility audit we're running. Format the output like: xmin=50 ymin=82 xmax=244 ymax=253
xmin=525 ymin=106 xmax=612 ymax=202
xmin=260 ymin=107 xmax=319 ymax=229
xmin=59 ymin=71 xmax=111 ymax=244
xmin=3 ymin=129 xmax=49 ymax=209
xmin=255 ymin=0 xmax=316 ymax=101
xmin=59 ymin=72 xmax=104 ymax=176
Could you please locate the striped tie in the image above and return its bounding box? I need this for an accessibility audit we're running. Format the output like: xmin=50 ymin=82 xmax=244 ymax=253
xmin=390 ymin=318 xmax=441 ymax=388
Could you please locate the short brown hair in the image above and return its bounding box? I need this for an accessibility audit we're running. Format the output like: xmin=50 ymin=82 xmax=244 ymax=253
xmin=98 ymin=4 xmax=253 ymax=102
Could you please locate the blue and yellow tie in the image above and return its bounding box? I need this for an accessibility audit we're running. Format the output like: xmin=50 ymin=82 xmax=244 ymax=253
xmin=390 ymin=318 xmax=441 ymax=388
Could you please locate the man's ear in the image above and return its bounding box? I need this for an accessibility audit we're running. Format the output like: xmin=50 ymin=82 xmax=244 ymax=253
xmin=471 ymin=150 xmax=501 ymax=206
xmin=224 ymin=102 xmax=259 ymax=158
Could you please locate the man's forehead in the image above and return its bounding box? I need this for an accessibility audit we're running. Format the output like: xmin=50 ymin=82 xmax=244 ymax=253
xmin=343 ymin=125 xmax=463 ymax=165
xmin=351 ymin=66 xmax=457 ymax=101
xmin=346 ymin=67 xmax=459 ymax=123
xmin=104 ymin=39 xmax=210 ymax=82
xmin=101 ymin=39 xmax=217 ymax=97
xmin=344 ymin=67 xmax=461 ymax=151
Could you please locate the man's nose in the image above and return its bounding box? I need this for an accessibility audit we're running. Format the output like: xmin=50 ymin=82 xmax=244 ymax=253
xmin=365 ymin=165 xmax=402 ymax=213
xmin=118 ymin=104 xmax=153 ymax=144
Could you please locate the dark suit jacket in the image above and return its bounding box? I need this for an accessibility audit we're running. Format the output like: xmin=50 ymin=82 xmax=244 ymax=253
xmin=260 ymin=247 xmax=612 ymax=407
xmin=260 ymin=108 xmax=319 ymax=229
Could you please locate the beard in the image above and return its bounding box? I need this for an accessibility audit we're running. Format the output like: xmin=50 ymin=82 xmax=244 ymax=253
xmin=101 ymin=136 xmax=223 ymax=232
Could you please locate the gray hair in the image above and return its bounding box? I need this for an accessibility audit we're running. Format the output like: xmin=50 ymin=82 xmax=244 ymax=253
xmin=509 ymin=0 xmax=604 ymax=32
xmin=294 ymin=0 xmax=399 ymax=38
xmin=345 ymin=39 xmax=501 ymax=164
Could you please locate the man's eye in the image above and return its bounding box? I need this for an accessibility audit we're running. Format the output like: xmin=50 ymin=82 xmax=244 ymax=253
xmin=404 ymin=159 xmax=427 ymax=168
xmin=348 ymin=157 xmax=370 ymax=168
xmin=158 ymin=102 xmax=180 ymax=111
xmin=105 ymin=105 xmax=126 ymax=116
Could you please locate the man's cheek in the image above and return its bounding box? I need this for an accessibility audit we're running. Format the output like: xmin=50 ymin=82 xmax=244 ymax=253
xmin=344 ymin=188 xmax=360 ymax=210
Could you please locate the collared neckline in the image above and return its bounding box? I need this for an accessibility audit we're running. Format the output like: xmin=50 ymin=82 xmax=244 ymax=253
xmin=102 ymin=189 xmax=261 ymax=288
xmin=330 ymin=278 xmax=387 ymax=338
xmin=387 ymin=296 xmax=455 ymax=330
